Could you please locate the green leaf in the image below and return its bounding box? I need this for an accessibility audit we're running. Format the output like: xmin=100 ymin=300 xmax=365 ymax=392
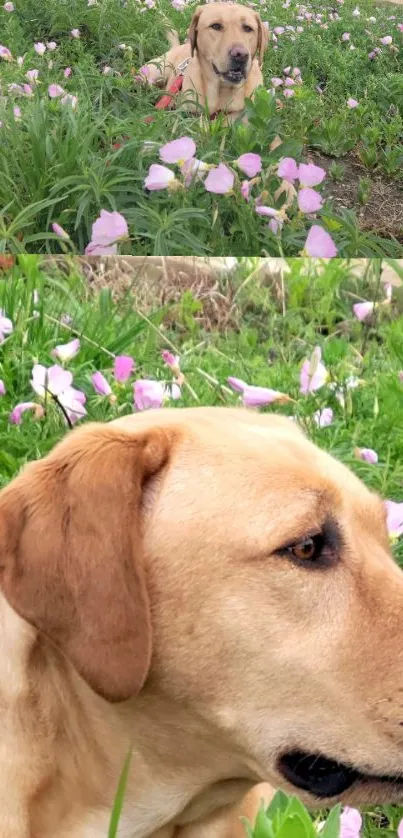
xmin=320 ymin=804 xmax=341 ymax=838
xmin=108 ymin=748 xmax=132 ymax=838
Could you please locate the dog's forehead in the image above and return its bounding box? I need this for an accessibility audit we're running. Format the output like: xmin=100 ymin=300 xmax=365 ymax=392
xmin=200 ymin=2 xmax=255 ymax=22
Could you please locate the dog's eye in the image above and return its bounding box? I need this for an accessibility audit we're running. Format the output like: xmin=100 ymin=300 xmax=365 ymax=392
xmin=281 ymin=534 xmax=328 ymax=566
xmin=210 ymin=22 xmax=223 ymax=30
xmin=242 ymin=24 xmax=254 ymax=32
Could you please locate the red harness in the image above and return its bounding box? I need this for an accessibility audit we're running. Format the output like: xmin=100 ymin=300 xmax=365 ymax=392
xmin=144 ymin=72 xmax=220 ymax=123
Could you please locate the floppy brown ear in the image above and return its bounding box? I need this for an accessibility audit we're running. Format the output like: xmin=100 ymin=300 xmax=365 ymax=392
xmin=189 ymin=6 xmax=202 ymax=56
xmin=254 ymin=12 xmax=268 ymax=66
xmin=0 ymin=422 xmax=174 ymax=703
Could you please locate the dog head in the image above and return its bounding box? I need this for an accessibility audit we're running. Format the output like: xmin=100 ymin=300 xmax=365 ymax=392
xmin=1 ymin=407 xmax=403 ymax=807
xmin=189 ymin=3 xmax=268 ymax=83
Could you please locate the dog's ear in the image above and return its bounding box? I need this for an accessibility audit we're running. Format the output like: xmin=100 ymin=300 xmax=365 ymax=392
xmin=254 ymin=12 xmax=268 ymax=66
xmin=0 ymin=422 xmax=175 ymax=702
xmin=189 ymin=6 xmax=202 ymax=56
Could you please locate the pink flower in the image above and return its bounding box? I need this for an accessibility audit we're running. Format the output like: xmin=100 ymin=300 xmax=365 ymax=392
xmin=64 ymin=67 xmax=72 ymax=78
xmin=256 ymin=205 xmax=279 ymax=217
xmin=4 ymin=2 xmax=14 ymax=10
xmin=298 ymin=187 xmax=323 ymax=213
xmin=59 ymin=387 xmax=87 ymax=423
xmin=274 ymin=26 xmax=284 ymax=34
xmin=300 ymin=346 xmax=328 ymax=394
xmin=134 ymin=379 xmax=165 ymax=411
xmin=278 ymin=157 xmax=299 ymax=181
xmin=52 ymin=222 xmax=70 ymax=239
xmin=313 ymin=407 xmax=333 ymax=427
xmin=353 ymin=301 xmax=375 ymax=321
xmin=92 ymin=371 xmax=112 ymax=396
xmin=385 ymin=500 xmax=403 ymax=539
xmin=71 ymin=28 xmax=80 ymax=37
xmin=304 ymin=225 xmax=337 ymax=257
xmin=340 ymin=807 xmax=362 ymax=838
xmin=398 ymin=819 xmax=403 ymax=838
xmin=31 ymin=363 xmax=72 ymax=397
xmin=47 ymin=40 xmax=57 ymax=50
xmin=347 ymin=97 xmax=359 ymax=108
xmin=399 ymin=371 xmax=403 ymax=383
xmin=298 ymin=163 xmax=326 ymax=187
xmin=159 ymin=136 xmax=196 ymax=165
xmin=114 ymin=355 xmax=135 ymax=382
xmin=380 ymin=35 xmax=392 ymax=44
xmin=34 ymin=41 xmax=46 ymax=55
xmin=342 ymin=31 xmax=350 ymax=40
xmin=52 ymin=338 xmax=80 ymax=362
xmin=0 ymin=379 xmax=6 ymax=395
xmin=227 ymin=376 xmax=248 ymax=392
xmin=241 ymin=180 xmax=252 ymax=200
xmin=284 ymin=77 xmax=295 ymax=86
xmin=0 ymin=309 xmax=13 ymax=342
xmin=89 ymin=209 xmax=128 ymax=247
xmin=0 ymin=45 xmax=13 ymax=60
xmin=26 ymin=69 xmax=39 ymax=82
xmin=283 ymin=89 xmax=295 ymax=98
xmin=355 ymin=447 xmax=378 ymax=464
xmin=48 ymin=83 xmax=65 ymax=98
xmin=144 ymin=163 xmax=176 ymax=191
xmin=180 ymin=157 xmax=208 ymax=186
xmin=13 ymin=106 xmax=21 ymax=119
xmin=271 ymin=76 xmax=283 ymax=86
xmin=236 ymin=153 xmax=262 ymax=177
xmin=242 ymin=385 xmax=290 ymax=407
xmin=161 ymin=350 xmax=180 ymax=372
xmin=204 ymin=164 xmax=234 ymax=194
xmin=9 ymin=402 xmax=43 ymax=425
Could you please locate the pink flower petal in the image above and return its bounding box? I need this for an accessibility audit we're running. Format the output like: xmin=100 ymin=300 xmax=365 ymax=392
xmin=304 ymin=225 xmax=337 ymax=257
xmin=355 ymin=447 xmax=378 ymax=464
xmin=204 ymin=163 xmax=234 ymax=194
xmin=90 ymin=209 xmax=128 ymax=246
xmin=0 ymin=379 xmax=6 ymax=395
xmin=385 ymin=500 xmax=403 ymax=538
xmin=92 ymin=371 xmax=112 ymax=396
xmin=277 ymin=157 xmax=299 ymax=182
xmin=236 ymin=153 xmax=262 ymax=178
xmin=298 ymin=162 xmax=326 ymax=187
xmin=298 ymin=187 xmax=323 ymax=213
xmin=347 ymin=97 xmax=359 ymax=108
xmin=300 ymin=346 xmax=328 ymax=394
xmin=159 ymin=136 xmax=196 ymax=164
xmin=242 ymin=385 xmax=288 ymax=407
xmin=313 ymin=407 xmax=333 ymax=427
xmin=227 ymin=376 xmax=248 ymax=392
xmin=134 ymin=379 xmax=165 ymax=411
xmin=52 ymin=222 xmax=70 ymax=239
xmin=31 ymin=363 xmax=73 ymax=397
xmin=144 ymin=163 xmax=176 ymax=191
xmin=52 ymin=338 xmax=80 ymax=362
xmin=48 ymin=83 xmax=65 ymax=98
xmin=9 ymin=401 xmax=42 ymax=424
xmin=34 ymin=41 xmax=46 ymax=55
xmin=114 ymin=355 xmax=135 ymax=382
xmin=340 ymin=807 xmax=362 ymax=838
xmin=353 ymin=301 xmax=375 ymax=321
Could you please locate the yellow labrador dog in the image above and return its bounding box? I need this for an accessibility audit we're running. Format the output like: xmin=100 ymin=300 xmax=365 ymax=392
xmin=140 ymin=3 xmax=268 ymax=121
xmin=1 ymin=407 xmax=403 ymax=838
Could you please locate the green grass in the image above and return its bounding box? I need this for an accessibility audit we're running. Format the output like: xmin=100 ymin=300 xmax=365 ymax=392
xmin=0 ymin=256 xmax=403 ymax=836
xmin=0 ymin=0 xmax=403 ymax=255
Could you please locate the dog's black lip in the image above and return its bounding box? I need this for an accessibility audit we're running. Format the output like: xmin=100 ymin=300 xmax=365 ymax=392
xmin=278 ymin=750 xmax=403 ymax=799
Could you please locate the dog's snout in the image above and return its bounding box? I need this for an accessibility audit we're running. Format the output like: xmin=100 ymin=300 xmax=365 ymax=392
xmin=229 ymin=44 xmax=248 ymax=63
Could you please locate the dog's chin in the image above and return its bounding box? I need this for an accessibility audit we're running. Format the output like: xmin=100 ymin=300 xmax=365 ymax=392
xmin=276 ymin=750 xmax=403 ymax=803
xmin=212 ymin=63 xmax=247 ymax=85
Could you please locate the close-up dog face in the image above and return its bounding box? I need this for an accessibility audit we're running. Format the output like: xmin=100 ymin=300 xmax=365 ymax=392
xmin=1 ymin=405 xmax=403 ymax=821
xmin=189 ymin=3 xmax=267 ymax=83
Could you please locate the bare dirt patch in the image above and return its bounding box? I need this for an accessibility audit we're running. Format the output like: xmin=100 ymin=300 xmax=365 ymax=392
xmin=312 ymin=151 xmax=403 ymax=243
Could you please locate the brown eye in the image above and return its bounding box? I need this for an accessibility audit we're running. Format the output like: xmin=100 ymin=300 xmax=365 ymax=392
xmin=210 ymin=22 xmax=223 ymax=30
xmin=290 ymin=538 xmax=317 ymax=561
xmin=243 ymin=24 xmax=254 ymax=32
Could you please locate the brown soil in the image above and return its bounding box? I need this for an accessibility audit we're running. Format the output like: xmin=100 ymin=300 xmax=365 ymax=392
xmin=311 ymin=151 xmax=403 ymax=243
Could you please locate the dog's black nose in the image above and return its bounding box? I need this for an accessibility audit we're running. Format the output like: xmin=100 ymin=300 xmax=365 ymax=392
xmin=229 ymin=44 xmax=248 ymax=64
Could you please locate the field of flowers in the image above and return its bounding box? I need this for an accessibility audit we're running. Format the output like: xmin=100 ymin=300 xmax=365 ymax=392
xmin=0 ymin=0 xmax=402 ymax=256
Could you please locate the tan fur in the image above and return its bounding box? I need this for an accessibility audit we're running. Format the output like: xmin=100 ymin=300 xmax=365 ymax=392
xmin=142 ymin=4 xmax=268 ymax=121
xmin=1 ymin=406 xmax=403 ymax=838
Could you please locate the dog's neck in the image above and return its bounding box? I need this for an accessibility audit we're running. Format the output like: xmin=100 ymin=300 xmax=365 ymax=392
xmin=0 ymin=598 xmax=255 ymax=838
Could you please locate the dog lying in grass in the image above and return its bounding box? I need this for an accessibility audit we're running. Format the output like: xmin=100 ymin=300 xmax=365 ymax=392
xmin=1 ymin=407 xmax=403 ymax=837
xmin=139 ymin=3 xmax=268 ymax=122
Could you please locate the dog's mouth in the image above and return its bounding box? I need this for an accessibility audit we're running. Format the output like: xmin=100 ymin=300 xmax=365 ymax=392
xmin=212 ymin=63 xmax=246 ymax=84
xmin=278 ymin=750 xmax=403 ymax=798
